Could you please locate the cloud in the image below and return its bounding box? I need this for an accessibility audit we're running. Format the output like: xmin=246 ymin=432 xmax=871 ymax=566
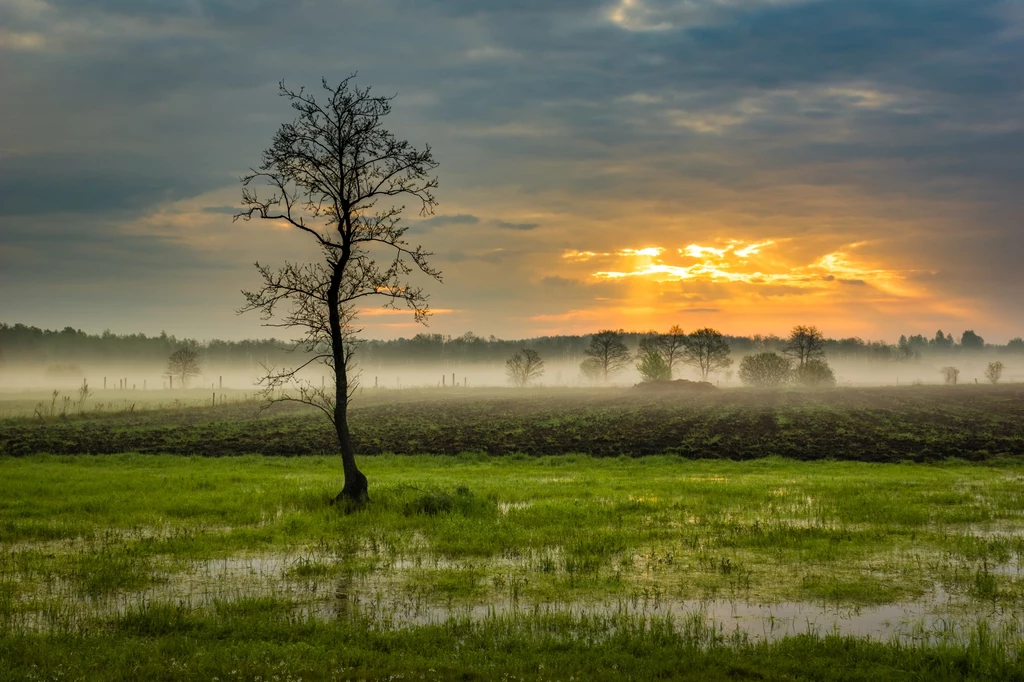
xmin=0 ymin=153 xmax=217 ymax=216
xmin=0 ymin=0 xmax=1021 ymax=341
xmin=408 ymin=214 xmax=481 ymax=233
xmin=492 ymin=220 xmax=539 ymax=231
xmin=541 ymin=275 xmax=580 ymax=288
xmin=201 ymin=205 xmax=242 ymax=215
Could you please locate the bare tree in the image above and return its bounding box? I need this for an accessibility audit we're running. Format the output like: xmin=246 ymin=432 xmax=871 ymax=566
xmin=236 ymin=76 xmax=440 ymax=503
xmin=738 ymin=352 xmax=791 ymax=387
xmin=506 ymin=349 xmax=545 ymax=387
xmin=985 ymin=361 xmax=1004 ymax=384
xmin=681 ymin=328 xmax=732 ymax=380
xmin=639 ymin=325 xmax=687 ymax=379
xmin=784 ymin=325 xmax=826 ymax=369
xmin=940 ymin=366 xmax=960 ymax=385
xmin=167 ymin=348 xmax=201 ymax=388
xmin=580 ymin=330 xmax=632 ymax=382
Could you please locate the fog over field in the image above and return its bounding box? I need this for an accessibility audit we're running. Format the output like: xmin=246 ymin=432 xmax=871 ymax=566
xmin=2 ymin=323 xmax=1021 ymax=393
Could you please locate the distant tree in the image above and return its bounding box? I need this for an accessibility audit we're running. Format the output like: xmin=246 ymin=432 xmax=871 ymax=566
xmin=506 ymin=349 xmax=545 ymax=387
xmin=784 ymin=325 xmax=825 ymax=369
xmin=960 ymin=330 xmax=985 ymax=351
xmin=931 ymin=330 xmax=955 ymax=349
xmin=681 ymin=328 xmax=732 ymax=380
xmin=636 ymin=348 xmax=671 ymax=383
xmin=751 ymin=333 xmax=784 ymax=351
xmin=906 ymin=334 xmax=930 ymax=356
xmin=639 ymin=325 xmax=687 ymax=378
xmin=896 ymin=335 xmax=918 ymax=361
xmin=985 ymin=361 xmax=1005 ymax=385
xmin=793 ymin=358 xmax=836 ymax=387
xmin=940 ymin=366 xmax=960 ymax=385
xmin=864 ymin=340 xmax=893 ymax=363
xmin=738 ymin=352 xmax=791 ymax=387
xmin=167 ymin=348 xmax=201 ymax=388
xmin=1008 ymin=337 xmax=1024 ymax=352
xmin=580 ymin=330 xmax=632 ymax=382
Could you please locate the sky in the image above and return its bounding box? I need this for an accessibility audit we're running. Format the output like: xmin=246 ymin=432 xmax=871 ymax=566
xmin=1 ymin=0 xmax=1022 ymax=343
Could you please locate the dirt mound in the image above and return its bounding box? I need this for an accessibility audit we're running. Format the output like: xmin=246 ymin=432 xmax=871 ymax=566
xmin=632 ymin=379 xmax=717 ymax=392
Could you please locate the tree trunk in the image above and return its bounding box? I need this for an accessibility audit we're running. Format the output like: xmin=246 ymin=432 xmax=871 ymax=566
xmin=328 ymin=255 xmax=368 ymax=504
xmin=334 ymin=410 xmax=368 ymax=503
xmin=331 ymin=344 xmax=368 ymax=504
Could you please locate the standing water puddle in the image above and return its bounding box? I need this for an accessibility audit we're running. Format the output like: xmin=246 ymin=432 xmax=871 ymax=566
xmin=319 ymin=591 xmax=1023 ymax=643
xmin=5 ymin=550 xmax=1022 ymax=642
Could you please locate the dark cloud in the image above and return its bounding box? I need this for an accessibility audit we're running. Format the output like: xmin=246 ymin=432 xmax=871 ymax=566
xmin=0 ymin=0 xmax=1021 ymax=338
xmin=413 ymin=213 xmax=479 ymax=228
xmin=541 ymin=276 xmax=581 ymax=288
xmin=493 ymin=220 xmax=539 ymax=231
xmin=0 ymin=154 xmax=217 ymax=217
xmin=407 ymin=214 xmax=480 ymax=234
xmin=0 ymin=217 xmax=223 ymax=278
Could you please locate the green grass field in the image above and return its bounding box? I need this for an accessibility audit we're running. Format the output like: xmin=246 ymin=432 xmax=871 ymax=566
xmin=2 ymin=451 xmax=1024 ymax=680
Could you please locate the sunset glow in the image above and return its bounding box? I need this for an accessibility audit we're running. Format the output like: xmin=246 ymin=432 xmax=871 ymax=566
xmin=0 ymin=0 xmax=1019 ymax=343
xmin=592 ymin=241 xmax=909 ymax=293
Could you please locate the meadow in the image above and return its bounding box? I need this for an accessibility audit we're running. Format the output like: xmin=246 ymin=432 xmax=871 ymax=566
xmin=1 ymin=386 xmax=1024 ymax=679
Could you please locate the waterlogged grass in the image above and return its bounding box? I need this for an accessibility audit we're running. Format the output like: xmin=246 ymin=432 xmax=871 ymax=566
xmin=1 ymin=455 xmax=1023 ymax=604
xmin=4 ymin=608 xmax=1024 ymax=681
xmin=1 ymin=454 xmax=1024 ymax=678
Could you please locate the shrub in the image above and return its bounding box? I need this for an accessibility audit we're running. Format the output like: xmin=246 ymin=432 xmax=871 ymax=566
xmin=738 ymin=352 xmax=791 ymax=387
xmin=403 ymin=486 xmax=488 ymax=517
xmin=636 ymin=348 xmax=671 ymax=382
xmin=793 ymin=358 xmax=836 ymax=387
xmin=985 ymin=361 xmax=1004 ymax=385
xmin=940 ymin=366 xmax=960 ymax=385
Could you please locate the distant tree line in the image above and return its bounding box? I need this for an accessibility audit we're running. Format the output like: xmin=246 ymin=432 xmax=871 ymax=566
xmin=0 ymin=323 xmax=294 ymax=369
xmin=571 ymin=325 xmax=838 ymax=388
xmin=350 ymin=328 xmax=1024 ymax=367
xmin=2 ymin=322 xmax=1022 ymax=371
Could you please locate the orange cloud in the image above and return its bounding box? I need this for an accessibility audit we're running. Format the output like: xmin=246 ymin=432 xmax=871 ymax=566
xmin=357 ymin=308 xmax=456 ymax=317
xmin=590 ymin=239 xmax=917 ymax=297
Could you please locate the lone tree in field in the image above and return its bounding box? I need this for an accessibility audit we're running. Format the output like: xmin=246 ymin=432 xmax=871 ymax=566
xmin=940 ymin=366 xmax=960 ymax=385
xmin=236 ymin=76 xmax=440 ymax=503
xmin=580 ymin=330 xmax=632 ymax=382
xmin=784 ymin=325 xmax=826 ymax=369
xmin=639 ymin=325 xmax=687 ymax=379
xmin=681 ymin=328 xmax=732 ymax=380
xmin=985 ymin=361 xmax=1005 ymax=384
xmin=166 ymin=348 xmax=201 ymax=388
xmin=506 ymin=349 xmax=545 ymax=387
xmin=738 ymin=351 xmax=791 ymax=387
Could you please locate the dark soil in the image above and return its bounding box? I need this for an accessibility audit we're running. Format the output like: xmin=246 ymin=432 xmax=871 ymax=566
xmin=2 ymin=385 xmax=1022 ymax=462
